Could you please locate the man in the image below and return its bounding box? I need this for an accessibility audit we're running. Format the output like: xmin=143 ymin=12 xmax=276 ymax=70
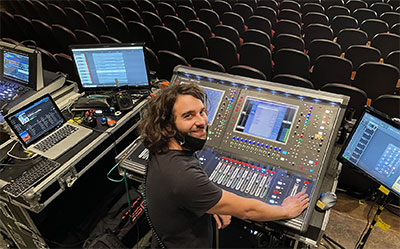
xmin=139 ymin=83 xmax=309 ymax=248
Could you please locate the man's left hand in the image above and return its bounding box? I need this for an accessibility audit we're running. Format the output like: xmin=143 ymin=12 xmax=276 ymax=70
xmin=213 ymin=214 xmax=231 ymax=229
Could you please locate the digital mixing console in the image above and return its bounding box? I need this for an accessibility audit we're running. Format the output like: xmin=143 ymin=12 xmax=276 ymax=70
xmin=118 ymin=66 xmax=349 ymax=232
xmin=170 ymin=66 xmax=349 ymax=231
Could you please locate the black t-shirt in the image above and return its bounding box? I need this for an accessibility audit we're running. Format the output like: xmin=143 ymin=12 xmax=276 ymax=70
xmin=146 ymin=150 xmax=222 ymax=248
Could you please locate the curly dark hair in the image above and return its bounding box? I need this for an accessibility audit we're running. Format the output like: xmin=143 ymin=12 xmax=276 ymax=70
xmin=139 ymin=83 xmax=208 ymax=154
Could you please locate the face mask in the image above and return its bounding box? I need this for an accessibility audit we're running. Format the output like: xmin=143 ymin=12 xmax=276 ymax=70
xmin=174 ymin=127 xmax=208 ymax=153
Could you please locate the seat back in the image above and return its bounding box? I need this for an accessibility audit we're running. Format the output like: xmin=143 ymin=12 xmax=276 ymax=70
xmin=274 ymin=48 xmax=310 ymax=79
xmin=247 ymin=15 xmax=272 ymax=38
xmin=345 ymin=45 xmax=381 ymax=70
xmin=303 ymin=24 xmax=333 ymax=50
xmin=52 ymin=24 xmax=78 ymax=54
xmin=371 ymin=33 xmax=400 ymax=58
xmin=221 ymin=12 xmax=246 ymax=35
xmin=198 ymin=9 xmax=220 ymax=32
xmin=177 ymin=5 xmax=197 ymax=25
xmin=272 ymin=74 xmax=314 ymax=89
xmin=311 ymin=55 xmax=353 ymax=89
xmin=127 ymin=21 xmax=155 ymax=50
xmin=164 ymin=15 xmax=187 ymax=35
xmin=191 ymin=57 xmax=225 ymax=72
xmin=308 ymin=39 xmax=341 ymax=65
xmin=372 ymin=95 xmax=400 ymax=118
xmin=274 ymin=34 xmax=305 ymax=53
xmin=214 ymin=24 xmax=241 ymax=49
xmin=121 ymin=7 xmax=141 ymax=23
xmin=278 ymin=9 xmax=301 ymax=24
xmin=242 ymin=29 xmax=271 ymax=48
xmin=152 ymin=25 xmax=180 ymax=53
xmin=320 ymin=83 xmax=368 ymax=118
xmin=336 ymin=28 xmax=368 ymax=52
xmin=326 ymin=5 xmax=350 ymax=21
xmin=187 ymin=20 xmax=213 ymax=41
xmin=157 ymin=50 xmax=188 ymax=80
xmin=353 ymin=62 xmax=400 ymax=100
xmin=179 ymin=31 xmax=207 ymax=61
xmin=208 ymin=36 xmax=239 ymax=71
xmin=360 ymin=19 xmax=389 ymax=40
xmin=74 ymin=29 xmax=100 ymax=44
xmin=331 ymin=15 xmax=358 ymax=36
xmin=101 ymin=3 xmax=123 ymax=20
xmin=105 ymin=16 xmax=131 ymax=42
xmin=385 ymin=50 xmax=400 ymax=70
xmin=302 ymin=3 xmax=325 ymax=15
xmin=229 ymin=65 xmax=267 ymax=80
xmin=141 ymin=11 xmax=163 ymax=28
xmin=254 ymin=6 xmax=277 ymax=26
xmin=239 ymin=42 xmax=272 ymax=79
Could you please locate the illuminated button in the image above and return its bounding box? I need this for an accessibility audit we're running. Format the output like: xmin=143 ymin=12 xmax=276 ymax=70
xmin=257 ymin=143 xmax=260 ymax=146
xmin=248 ymin=140 xmax=251 ymax=143
xmin=300 ymin=166 xmax=304 ymax=170
xmin=314 ymin=161 xmax=318 ymax=165
xmin=310 ymin=169 xmax=314 ymax=172
xmin=241 ymin=138 xmax=244 ymax=141
xmin=273 ymin=190 xmax=279 ymax=194
xmin=308 ymin=160 xmax=313 ymax=164
xmin=253 ymin=141 xmax=256 ymax=144
xmin=261 ymin=143 xmax=264 ymax=147
xmin=237 ymin=137 xmax=240 ymax=140
xmin=245 ymin=139 xmax=248 ymax=142
xmin=274 ymin=147 xmax=277 ymax=150
xmin=269 ymin=200 xmax=275 ymax=204
xmin=266 ymin=145 xmax=269 ymax=148
xmin=233 ymin=136 xmax=236 ymax=139
xmin=278 ymin=148 xmax=282 ymax=151
xmin=310 ymin=107 xmax=313 ymax=110
xmin=271 ymin=171 xmax=275 ymax=174
xmin=304 ymin=181 xmax=309 ymax=185
xmin=282 ymin=151 xmax=287 ymax=154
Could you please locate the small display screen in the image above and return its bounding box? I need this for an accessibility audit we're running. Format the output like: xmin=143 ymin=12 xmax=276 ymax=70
xmin=202 ymin=86 xmax=225 ymax=125
xmin=71 ymin=45 xmax=149 ymax=89
xmin=6 ymin=96 xmax=64 ymax=147
xmin=234 ymin=97 xmax=298 ymax=144
xmin=3 ymin=50 xmax=29 ymax=83
xmin=340 ymin=110 xmax=400 ymax=196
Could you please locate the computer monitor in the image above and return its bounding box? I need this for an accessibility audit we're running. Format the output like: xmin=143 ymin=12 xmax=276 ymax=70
xmin=70 ymin=43 xmax=150 ymax=91
xmin=234 ymin=96 xmax=298 ymax=144
xmin=201 ymin=86 xmax=225 ymax=125
xmin=0 ymin=41 xmax=43 ymax=90
xmin=338 ymin=107 xmax=400 ymax=197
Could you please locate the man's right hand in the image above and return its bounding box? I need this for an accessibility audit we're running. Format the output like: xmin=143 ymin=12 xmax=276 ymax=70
xmin=281 ymin=192 xmax=309 ymax=219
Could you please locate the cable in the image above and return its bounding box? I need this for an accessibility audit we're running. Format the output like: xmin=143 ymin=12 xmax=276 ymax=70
xmin=107 ymin=161 xmax=124 ymax=183
xmin=354 ymin=204 xmax=375 ymax=249
xmin=6 ymin=141 xmax=38 ymax=160
xmin=323 ymin=234 xmax=345 ymax=249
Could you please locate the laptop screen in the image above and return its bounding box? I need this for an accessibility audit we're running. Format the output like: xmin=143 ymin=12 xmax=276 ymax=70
xmin=70 ymin=43 xmax=150 ymax=90
xmin=338 ymin=107 xmax=400 ymax=197
xmin=5 ymin=94 xmax=65 ymax=147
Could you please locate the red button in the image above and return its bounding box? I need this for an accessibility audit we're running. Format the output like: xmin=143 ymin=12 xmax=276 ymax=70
xmin=300 ymin=166 xmax=304 ymax=170
xmin=314 ymin=161 xmax=318 ymax=165
xmin=274 ymin=190 xmax=279 ymax=194
xmin=271 ymin=171 xmax=275 ymax=174
xmin=304 ymin=181 xmax=309 ymax=184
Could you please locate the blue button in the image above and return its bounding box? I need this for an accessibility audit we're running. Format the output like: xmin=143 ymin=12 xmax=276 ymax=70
xmin=274 ymin=147 xmax=277 ymax=150
xmin=253 ymin=141 xmax=256 ymax=144
xmin=279 ymin=148 xmax=282 ymax=151
xmin=245 ymin=139 xmax=248 ymax=142
xmin=233 ymin=136 xmax=236 ymax=139
xmin=241 ymin=138 xmax=244 ymax=141
xmin=282 ymin=151 xmax=287 ymax=155
xmin=310 ymin=169 xmax=314 ymax=172
xmin=237 ymin=137 xmax=240 ymax=141
xmin=257 ymin=143 xmax=260 ymax=146
xmin=266 ymin=145 xmax=269 ymax=148
xmin=310 ymin=107 xmax=313 ymax=109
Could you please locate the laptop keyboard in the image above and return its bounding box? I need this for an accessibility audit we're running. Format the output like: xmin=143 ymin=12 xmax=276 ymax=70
xmin=34 ymin=124 xmax=78 ymax=152
xmin=0 ymin=81 xmax=29 ymax=102
xmin=1 ymin=158 xmax=61 ymax=198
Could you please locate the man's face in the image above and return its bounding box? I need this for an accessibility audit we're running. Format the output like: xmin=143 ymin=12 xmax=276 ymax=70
xmin=173 ymin=94 xmax=208 ymax=140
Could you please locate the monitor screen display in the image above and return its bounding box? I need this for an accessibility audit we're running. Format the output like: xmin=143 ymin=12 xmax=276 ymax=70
xmin=3 ymin=50 xmax=29 ymax=83
xmin=202 ymin=86 xmax=225 ymax=125
xmin=6 ymin=95 xmax=64 ymax=147
xmin=339 ymin=108 xmax=400 ymax=197
xmin=234 ymin=97 xmax=298 ymax=144
xmin=71 ymin=44 xmax=149 ymax=89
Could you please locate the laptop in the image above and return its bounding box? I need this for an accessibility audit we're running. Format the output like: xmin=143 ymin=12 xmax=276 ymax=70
xmin=5 ymin=94 xmax=92 ymax=160
xmin=69 ymin=43 xmax=151 ymax=94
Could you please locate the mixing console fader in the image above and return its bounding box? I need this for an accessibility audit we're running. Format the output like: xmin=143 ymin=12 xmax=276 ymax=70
xmin=198 ymin=148 xmax=314 ymax=229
